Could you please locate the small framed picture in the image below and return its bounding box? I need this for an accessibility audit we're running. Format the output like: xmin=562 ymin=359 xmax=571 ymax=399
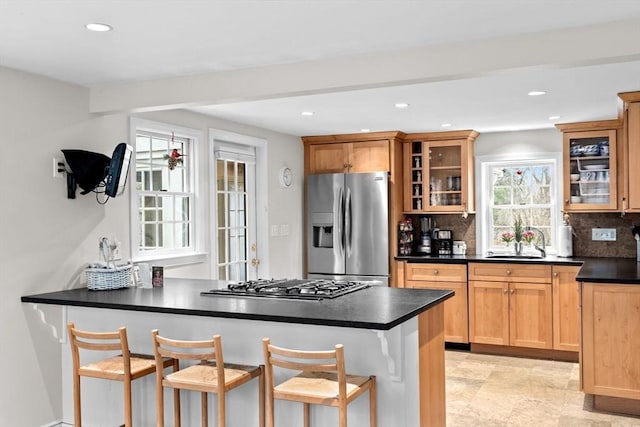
xmin=152 ymin=266 xmax=164 ymax=288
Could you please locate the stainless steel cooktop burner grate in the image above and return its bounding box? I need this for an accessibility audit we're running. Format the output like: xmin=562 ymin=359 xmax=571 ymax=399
xmin=200 ymin=278 xmax=370 ymax=300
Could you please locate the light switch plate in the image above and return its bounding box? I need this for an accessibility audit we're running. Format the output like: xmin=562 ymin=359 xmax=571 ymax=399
xmin=592 ymin=228 xmax=616 ymax=241
xmin=270 ymin=225 xmax=279 ymax=237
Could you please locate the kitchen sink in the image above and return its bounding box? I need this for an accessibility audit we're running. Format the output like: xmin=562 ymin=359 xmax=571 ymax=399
xmin=484 ymin=254 xmax=545 ymax=260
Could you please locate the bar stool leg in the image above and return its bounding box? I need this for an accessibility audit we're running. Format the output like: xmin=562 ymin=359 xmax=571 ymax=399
xmin=124 ymin=380 xmax=133 ymax=427
xmin=202 ymin=391 xmax=209 ymax=427
xmin=156 ymin=368 xmax=164 ymax=427
xmin=217 ymin=390 xmax=225 ymax=427
xmin=303 ymin=402 xmax=310 ymax=427
xmin=73 ymin=373 xmax=81 ymax=426
xmin=339 ymin=403 xmax=347 ymax=427
xmin=174 ymin=388 xmax=181 ymax=427
xmin=258 ymin=366 xmax=265 ymax=427
xmin=369 ymin=376 xmax=377 ymax=427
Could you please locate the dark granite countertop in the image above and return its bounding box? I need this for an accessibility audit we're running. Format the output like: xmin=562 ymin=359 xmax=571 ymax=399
xmin=575 ymin=257 xmax=640 ymax=284
xmin=396 ymin=255 xmax=640 ymax=284
xmin=396 ymin=254 xmax=584 ymax=266
xmin=21 ymin=278 xmax=453 ymax=330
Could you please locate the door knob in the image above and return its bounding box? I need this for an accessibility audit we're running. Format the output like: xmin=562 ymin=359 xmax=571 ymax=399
xmin=251 ymin=258 xmax=260 ymax=267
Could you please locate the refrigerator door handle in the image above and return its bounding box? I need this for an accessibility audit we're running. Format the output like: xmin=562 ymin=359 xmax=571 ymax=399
xmin=336 ymin=185 xmax=345 ymax=256
xmin=345 ymin=185 xmax=352 ymax=257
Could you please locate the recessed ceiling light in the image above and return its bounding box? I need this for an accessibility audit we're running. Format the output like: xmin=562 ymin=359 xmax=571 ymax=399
xmin=528 ymin=90 xmax=547 ymax=96
xmin=85 ymin=23 xmax=113 ymax=32
xmin=441 ymin=123 xmax=452 ymax=128
xmin=360 ymin=128 xmax=371 ymax=133
xmin=301 ymin=111 xmax=314 ymax=116
xmin=548 ymin=115 xmax=561 ymax=120
xmin=394 ymin=103 xmax=410 ymax=109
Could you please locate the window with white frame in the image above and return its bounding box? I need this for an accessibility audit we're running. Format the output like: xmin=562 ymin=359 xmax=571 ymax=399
xmin=130 ymin=119 xmax=198 ymax=259
xmin=478 ymin=155 xmax=560 ymax=255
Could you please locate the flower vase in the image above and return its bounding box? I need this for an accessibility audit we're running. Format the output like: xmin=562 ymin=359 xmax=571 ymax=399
xmin=514 ymin=241 xmax=523 ymax=256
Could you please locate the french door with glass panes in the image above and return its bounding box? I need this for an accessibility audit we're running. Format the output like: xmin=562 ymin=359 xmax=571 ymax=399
xmin=215 ymin=151 xmax=257 ymax=281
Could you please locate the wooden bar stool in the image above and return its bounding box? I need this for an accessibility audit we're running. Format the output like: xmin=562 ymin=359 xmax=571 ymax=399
xmin=152 ymin=329 xmax=265 ymax=427
xmin=67 ymin=322 xmax=172 ymax=427
xmin=262 ymin=338 xmax=377 ymax=427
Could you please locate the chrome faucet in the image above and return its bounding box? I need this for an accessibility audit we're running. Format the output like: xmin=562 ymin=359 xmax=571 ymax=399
xmin=526 ymin=226 xmax=546 ymax=257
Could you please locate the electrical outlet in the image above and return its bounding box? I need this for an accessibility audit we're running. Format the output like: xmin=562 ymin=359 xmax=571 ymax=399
xmin=53 ymin=157 xmax=65 ymax=178
xmin=270 ymin=225 xmax=279 ymax=237
xmin=592 ymin=228 xmax=617 ymax=241
xmin=280 ymin=224 xmax=289 ymax=236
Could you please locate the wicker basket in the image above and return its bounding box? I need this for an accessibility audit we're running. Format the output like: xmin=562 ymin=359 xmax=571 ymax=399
xmin=86 ymin=264 xmax=133 ymax=290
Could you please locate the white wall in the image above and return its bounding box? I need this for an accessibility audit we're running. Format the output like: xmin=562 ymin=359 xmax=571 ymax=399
xmin=1 ymin=66 xmax=303 ymax=426
xmin=475 ymin=128 xmax=562 ymax=156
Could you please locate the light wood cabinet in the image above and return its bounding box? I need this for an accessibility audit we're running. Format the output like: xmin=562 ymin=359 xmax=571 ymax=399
xmin=403 ymin=262 xmax=469 ymax=343
xmin=618 ymin=91 xmax=640 ymax=213
xmin=552 ymin=265 xmax=580 ymax=352
xmin=556 ymin=121 xmax=622 ymax=212
xmin=469 ymin=263 xmax=552 ymax=349
xmin=402 ymin=130 xmax=478 ymax=214
xmin=626 ymin=102 xmax=640 ymax=211
xmin=305 ymin=140 xmax=390 ymax=174
xmin=581 ymin=282 xmax=640 ymax=401
xmin=468 ymin=280 xmax=509 ymax=345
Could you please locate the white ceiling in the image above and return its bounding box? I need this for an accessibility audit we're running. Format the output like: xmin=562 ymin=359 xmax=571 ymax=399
xmin=3 ymin=0 xmax=640 ymax=136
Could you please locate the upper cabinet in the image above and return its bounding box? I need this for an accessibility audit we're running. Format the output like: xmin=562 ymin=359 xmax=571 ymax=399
xmin=402 ymin=130 xmax=478 ymax=214
xmin=618 ymin=91 xmax=640 ymax=213
xmin=556 ymin=120 xmax=622 ymax=212
xmin=303 ymin=138 xmax=391 ymax=174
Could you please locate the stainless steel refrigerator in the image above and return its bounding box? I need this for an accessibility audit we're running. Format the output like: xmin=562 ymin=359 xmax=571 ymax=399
xmin=306 ymin=172 xmax=389 ymax=285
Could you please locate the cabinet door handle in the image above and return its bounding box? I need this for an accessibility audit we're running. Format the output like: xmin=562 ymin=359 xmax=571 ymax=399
xmin=343 ymin=163 xmax=349 ymax=169
xmin=506 ymin=270 xmax=511 ymax=275
xmin=553 ymin=272 xmax=558 ymax=277
xmin=510 ymin=289 xmax=514 ymax=294
xmin=503 ymin=288 xmax=508 ymax=294
xmin=433 ymin=270 xmax=439 ymax=275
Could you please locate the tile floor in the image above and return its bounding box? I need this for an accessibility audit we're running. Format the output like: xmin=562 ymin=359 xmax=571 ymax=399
xmin=445 ymin=350 xmax=640 ymax=427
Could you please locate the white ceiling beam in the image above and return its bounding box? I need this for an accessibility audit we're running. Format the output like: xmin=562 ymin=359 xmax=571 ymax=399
xmin=89 ymin=18 xmax=640 ymax=114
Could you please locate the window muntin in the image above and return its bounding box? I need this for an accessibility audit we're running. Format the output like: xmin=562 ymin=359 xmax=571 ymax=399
xmin=134 ymin=129 xmax=193 ymax=254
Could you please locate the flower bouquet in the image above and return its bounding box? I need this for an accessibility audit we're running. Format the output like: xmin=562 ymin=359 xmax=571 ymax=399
xmin=501 ymin=231 xmax=515 ymax=245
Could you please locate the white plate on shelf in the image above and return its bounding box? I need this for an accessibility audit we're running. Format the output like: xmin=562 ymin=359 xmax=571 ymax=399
xmin=582 ymin=196 xmax=609 ymax=204
xmin=583 ymin=164 xmax=608 ymax=170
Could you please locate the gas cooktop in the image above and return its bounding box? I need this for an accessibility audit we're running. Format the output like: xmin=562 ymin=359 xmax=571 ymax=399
xmin=200 ymin=278 xmax=370 ymax=301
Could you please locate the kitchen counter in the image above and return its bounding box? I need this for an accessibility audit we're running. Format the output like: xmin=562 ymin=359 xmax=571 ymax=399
xmin=21 ymin=277 xmax=452 ymax=330
xmin=396 ymin=253 xmax=584 ymax=265
xmin=22 ymin=278 xmax=452 ymax=426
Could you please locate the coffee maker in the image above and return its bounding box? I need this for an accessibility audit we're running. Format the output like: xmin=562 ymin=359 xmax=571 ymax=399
xmin=416 ymin=216 xmax=432 ymax=255
xmin=432 ymin=229 xmax=453 ymax=256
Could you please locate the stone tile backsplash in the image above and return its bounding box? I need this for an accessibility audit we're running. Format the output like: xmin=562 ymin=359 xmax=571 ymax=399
xmin=567 ymin=212 xmax=640 ymax=258
xmin=426 ymin=212 xmax=640 ymax=258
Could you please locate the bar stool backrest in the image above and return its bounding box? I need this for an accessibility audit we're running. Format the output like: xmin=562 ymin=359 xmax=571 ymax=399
xmin=262 ymin=339 xmax=348 ymax=402
xmin=67 ymin=323 xmax=132 ymax=379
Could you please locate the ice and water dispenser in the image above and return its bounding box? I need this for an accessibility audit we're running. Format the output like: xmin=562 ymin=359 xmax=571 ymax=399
xmin=311 ymin=212 xmax=334 ymax=248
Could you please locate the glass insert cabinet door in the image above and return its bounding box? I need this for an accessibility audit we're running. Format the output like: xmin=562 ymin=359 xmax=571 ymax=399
xmin=563 ymin=129 xmax=618 ymax=211
xmin=404 ymin=138 xmax=470 ymax=213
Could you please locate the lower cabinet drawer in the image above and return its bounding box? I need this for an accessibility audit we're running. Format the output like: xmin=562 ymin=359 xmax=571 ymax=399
xmin=406 ymin=263 xmax=467 ymax=282
xmin=468 ymin=262 xmax=551 ymax=283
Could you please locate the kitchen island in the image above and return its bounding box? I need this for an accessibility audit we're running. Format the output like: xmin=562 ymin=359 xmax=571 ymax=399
xmin=22 ymin=278 xmax=452 ymax=427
